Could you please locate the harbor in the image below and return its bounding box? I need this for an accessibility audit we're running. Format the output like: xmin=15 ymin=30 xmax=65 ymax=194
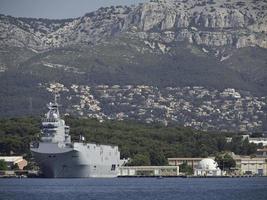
xmin=1 ymin=176 xmax=267 ymax=200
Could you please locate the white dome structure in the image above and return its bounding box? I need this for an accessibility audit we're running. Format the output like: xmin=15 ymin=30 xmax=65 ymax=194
xmin=198 ymin=158 xmax=219 ymax=171
xmin=194 ymin=158 xmax=222 ymax=176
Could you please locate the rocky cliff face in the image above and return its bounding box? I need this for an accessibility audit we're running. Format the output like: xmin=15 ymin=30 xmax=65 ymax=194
xmin=0 ymin=0 xmax=266 ymax=51
xmin=125 ymin=0 xmax=267 ymax=50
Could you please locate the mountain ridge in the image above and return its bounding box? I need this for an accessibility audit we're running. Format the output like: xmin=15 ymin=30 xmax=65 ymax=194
xmin=0 ymin=0 xmax=266 ymax=132
xmin=0 ymin=0 xmax=266 ymax=51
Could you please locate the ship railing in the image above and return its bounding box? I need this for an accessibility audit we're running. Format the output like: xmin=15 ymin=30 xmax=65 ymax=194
xmin=42 ymin=123 xmax=57 ymax=128
xmin=42 ymin=118 xmax=59 ymax=123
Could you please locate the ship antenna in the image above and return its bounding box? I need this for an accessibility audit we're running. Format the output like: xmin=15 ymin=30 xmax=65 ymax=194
xmin=51 ymin=92 xmax=61 ymax=118
xmin=54 ymin=92 xmax=59 ymax=105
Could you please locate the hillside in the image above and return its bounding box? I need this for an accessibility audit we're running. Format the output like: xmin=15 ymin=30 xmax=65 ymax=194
xmin=0 ymin=0 xmax=266 ymax=132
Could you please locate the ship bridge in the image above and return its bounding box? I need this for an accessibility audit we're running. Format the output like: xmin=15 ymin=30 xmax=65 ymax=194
xmin=40 ymin=95 xmax=71 ymax=144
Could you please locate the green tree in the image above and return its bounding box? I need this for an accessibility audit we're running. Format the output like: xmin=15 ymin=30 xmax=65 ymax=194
xmin=12 ymin=163 xmax=20 ymax=170
xmin=179 ymin=162 xmax=193 ymax=175
xmin=0 ymin=160 xmax=8 ymax=170
xmin=149 ymin=146 xmax=167 ymax=166
xmin=127 ymin=153 xmax=151 ymax=166
xmin=215 ymin=153 xmax=236 ymax=171
xmin=240 ymin=138 xmax=258 ymax=155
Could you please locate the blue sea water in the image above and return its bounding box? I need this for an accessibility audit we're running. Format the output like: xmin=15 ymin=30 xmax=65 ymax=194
xmin=0 ymin=177 xmax=267 ymax=200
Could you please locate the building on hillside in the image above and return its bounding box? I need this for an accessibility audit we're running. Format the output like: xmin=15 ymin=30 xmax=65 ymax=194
xmin=248 ymin=137 xmax=267 ymax=146
xmin=119 ymin=166 xmax=179 ymax=177
xmin=241 ymin=134 xmax=267 ymax=146
xmin=194 ymin=158 xmax=222 ymax=176
xmin=0 ymin=156 xmax=27 ymax=170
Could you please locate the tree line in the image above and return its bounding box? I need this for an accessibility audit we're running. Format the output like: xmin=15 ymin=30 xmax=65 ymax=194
xmin=0 ymin=116 xmax=262 ymax=166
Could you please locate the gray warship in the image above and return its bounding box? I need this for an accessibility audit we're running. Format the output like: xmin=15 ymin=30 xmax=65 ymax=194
xmin=31 ymin=96 xmax=124 ymax=178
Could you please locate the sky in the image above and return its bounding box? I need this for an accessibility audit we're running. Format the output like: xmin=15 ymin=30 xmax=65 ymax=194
xmin=0 ymin=0 xmax=147 ymax=19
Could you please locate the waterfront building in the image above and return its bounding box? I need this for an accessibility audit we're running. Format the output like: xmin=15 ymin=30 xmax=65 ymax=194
xmin=168 ymin=157 xmax=208 ymax=169
xmin=194 ymin=158 xmax=222 ymax=176
xmin=0 ymin=156 xmax=27 ymax=170
xmin=233 ymin=155 xmax=267 ymax=176
xmin=119 ymin=166 xmax=179 ymax=177
xmin=257 ymin=148 xmax=267 ymax=157
xmin=168 ymin=154 xmax=267 ymax=176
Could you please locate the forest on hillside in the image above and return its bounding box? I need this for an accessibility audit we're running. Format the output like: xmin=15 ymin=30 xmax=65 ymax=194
xmin=0 ymin=117 xmax=261 ymax=166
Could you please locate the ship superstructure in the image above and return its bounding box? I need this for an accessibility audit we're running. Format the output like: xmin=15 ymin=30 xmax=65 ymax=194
xmin=31 ymin=95 xmax=122 ymax=178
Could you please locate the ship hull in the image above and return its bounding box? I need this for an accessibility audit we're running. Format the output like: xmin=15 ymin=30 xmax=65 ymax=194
xmin=31 ymin=143 xmax=120 ymax=178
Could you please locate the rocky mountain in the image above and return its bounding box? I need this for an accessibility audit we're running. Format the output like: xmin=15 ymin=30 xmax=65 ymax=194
xmin=1 ymin=0 xmax=266 ymax=50
xmin=0 ymin=0 xmax=266 ymax=132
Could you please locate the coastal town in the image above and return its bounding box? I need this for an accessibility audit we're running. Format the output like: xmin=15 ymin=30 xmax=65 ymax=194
xmin=45 ymin=83 xmax=267 ymax=133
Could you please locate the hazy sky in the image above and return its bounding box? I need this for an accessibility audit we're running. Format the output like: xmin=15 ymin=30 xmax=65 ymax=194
xmin=0 ymin=0 xmax=147 ymax=19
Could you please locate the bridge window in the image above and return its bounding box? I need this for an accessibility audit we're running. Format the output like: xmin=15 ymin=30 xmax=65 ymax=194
xmin=111 ymin=164 xmax=116 ymax=171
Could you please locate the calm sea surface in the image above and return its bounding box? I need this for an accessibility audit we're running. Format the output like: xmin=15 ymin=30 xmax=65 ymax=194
xmin=0 ymin=177 xmax=267 ymax=200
